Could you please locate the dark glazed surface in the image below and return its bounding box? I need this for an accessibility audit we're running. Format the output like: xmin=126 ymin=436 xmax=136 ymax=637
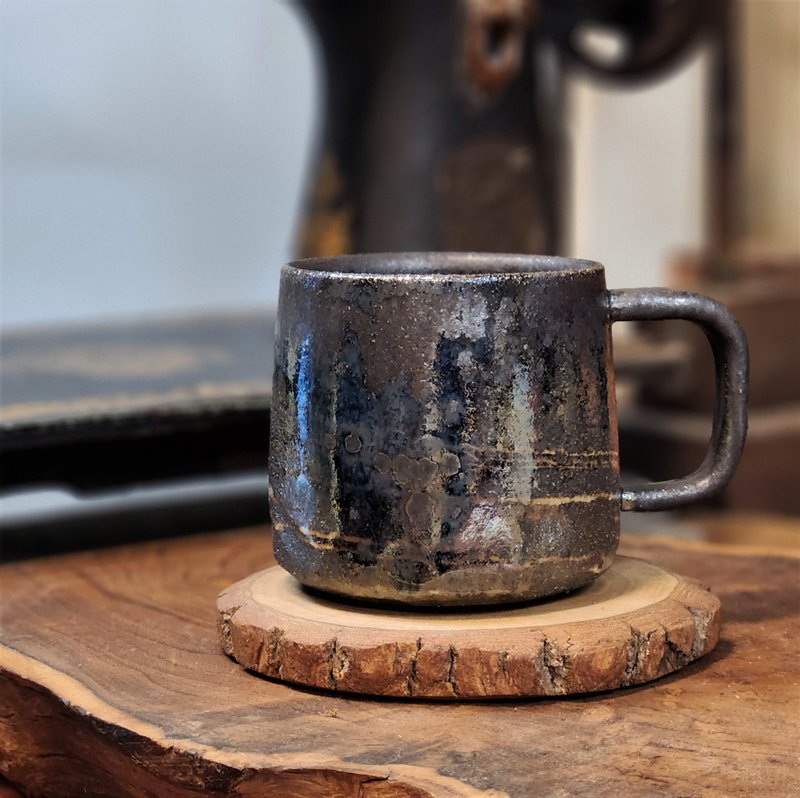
xmin=609 ymin=288 xmax=748 ymax=511
xmin=269 ymin=253 xmax=620 ymax=605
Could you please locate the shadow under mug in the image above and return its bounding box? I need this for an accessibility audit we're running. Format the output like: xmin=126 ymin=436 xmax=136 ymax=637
xmin=268 ymin=253 xmax=748 ymax=606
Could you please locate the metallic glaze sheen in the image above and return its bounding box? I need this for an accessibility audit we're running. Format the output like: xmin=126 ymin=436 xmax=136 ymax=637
xmin=270 ymin=254 xmax=619 ymax=605
xmin=268 ymin=253 xmax=748 ymax=606
xmin=608 ymin=288 xmax=748 ymax=511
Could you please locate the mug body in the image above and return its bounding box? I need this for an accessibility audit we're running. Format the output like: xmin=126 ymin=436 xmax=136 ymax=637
xmin=269 ymin=253 xmax=620 ymax=605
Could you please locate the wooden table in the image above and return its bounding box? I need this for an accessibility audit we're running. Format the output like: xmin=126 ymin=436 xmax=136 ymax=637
xmin=1 ymin=523 xmax=798 ymax=797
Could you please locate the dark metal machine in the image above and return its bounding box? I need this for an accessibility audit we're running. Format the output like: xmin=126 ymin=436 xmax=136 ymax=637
xmin=297 ymin=0 xmax=714 ymax=258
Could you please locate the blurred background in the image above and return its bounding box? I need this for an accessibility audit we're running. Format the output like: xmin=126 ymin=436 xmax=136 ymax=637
xmin=2 ymin=0 xmax=798 ymax=549
xmin=3 ymin=0 xmax=719 ymax=326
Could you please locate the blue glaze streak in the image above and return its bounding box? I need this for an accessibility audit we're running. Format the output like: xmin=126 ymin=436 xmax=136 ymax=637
xmin=296 ymin=336 xmax=312 ymax=448
xmin=292 ymin=335 xmax=314 ymax=528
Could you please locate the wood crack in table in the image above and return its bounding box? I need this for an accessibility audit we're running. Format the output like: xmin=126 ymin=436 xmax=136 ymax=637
xmin=1 ymin=526 xmax=798 ymax=797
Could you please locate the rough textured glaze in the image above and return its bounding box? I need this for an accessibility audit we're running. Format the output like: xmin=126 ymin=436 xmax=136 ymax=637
xmin=269 ymin=253 xmax=620 ymax=605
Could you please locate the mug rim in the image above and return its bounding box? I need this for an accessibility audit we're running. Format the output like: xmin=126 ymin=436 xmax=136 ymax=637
xmin=286 ymin=252 xmax=603 ymax=279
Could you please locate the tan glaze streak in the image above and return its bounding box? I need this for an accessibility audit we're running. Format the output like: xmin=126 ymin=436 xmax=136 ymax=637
xmin=522 ymin=459 xmax=619 ymax=470
xmin=538 ymin=449 xmax=616 ymax=456
xmin=0 ymin=645 xmax=500 ymax=798
xmin=283 ymin=493 xmax=618 ymax=550
xmin=277 ymin=523 xmax=380 ymax=549
xmin=451 ymin=445 xmax=621 ymax=470
xmin=299 ymin=534 xmax=335 ymax=551
xmin=485 ymin=493 xmax=617 ymax=507
xmin=457 ymin=443 xmax=619 ymax=459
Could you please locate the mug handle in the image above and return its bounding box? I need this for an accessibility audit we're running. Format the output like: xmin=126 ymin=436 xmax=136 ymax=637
xmin=608 ymin=288 xmax=749 ymax=511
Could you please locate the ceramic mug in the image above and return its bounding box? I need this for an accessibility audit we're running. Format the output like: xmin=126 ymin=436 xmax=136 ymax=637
xmin=268 ymin=253 xmax=748 ymax=606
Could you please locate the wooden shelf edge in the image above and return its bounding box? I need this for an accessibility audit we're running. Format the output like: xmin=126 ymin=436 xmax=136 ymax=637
xmin=0 ymin=646 xmax=485 ymax=798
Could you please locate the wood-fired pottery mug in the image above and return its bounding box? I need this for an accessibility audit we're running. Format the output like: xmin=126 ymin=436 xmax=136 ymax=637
xmin=269 ymin=253 xmax=748 ymax=606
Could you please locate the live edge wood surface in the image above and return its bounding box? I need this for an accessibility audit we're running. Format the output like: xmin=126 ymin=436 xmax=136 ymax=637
xmin=1 ymin=525 xmax=798 ymax=798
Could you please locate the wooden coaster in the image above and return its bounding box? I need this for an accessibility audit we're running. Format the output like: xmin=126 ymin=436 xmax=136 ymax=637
xmin=218 ymin=557 xmax=720 ymax=699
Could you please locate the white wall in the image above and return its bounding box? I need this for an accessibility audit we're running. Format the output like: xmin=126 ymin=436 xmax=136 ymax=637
xmin=2 ymin=0 xmax=706 ymax=328
xmin=569 ymin=53 xmax=707 ymax=289
xmin=2 ymin=0 xmax=318 ymax=328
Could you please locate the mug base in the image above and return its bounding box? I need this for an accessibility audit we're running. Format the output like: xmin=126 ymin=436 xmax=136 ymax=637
xmin=273 ymin=526 xmax=617 ymax=607
xmin=284 ymin=563 xmax=610 ymax=607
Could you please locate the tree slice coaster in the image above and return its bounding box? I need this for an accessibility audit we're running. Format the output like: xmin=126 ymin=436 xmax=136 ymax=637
xmin=217 ymin=556 xmax=720 ymax=699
